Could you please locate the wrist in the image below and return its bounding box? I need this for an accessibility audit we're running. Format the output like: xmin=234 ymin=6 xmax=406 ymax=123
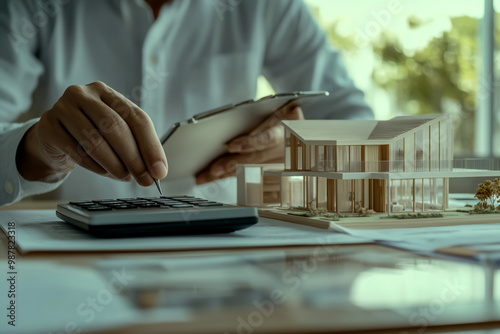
xmin=15 ymin=124 xmax=72 ymax=182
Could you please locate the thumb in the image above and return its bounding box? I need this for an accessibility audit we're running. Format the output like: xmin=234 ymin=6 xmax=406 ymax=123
xmin=227 ymin=106 xmax=303 ymax=153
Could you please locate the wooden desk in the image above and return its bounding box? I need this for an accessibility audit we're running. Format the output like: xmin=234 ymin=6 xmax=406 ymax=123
xmin=1 ymin=202 xmax=499 ymax=334
xmin=0 ymin=200 xmax=60 ymax=211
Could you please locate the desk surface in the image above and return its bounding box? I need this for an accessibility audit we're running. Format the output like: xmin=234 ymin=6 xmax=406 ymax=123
xmin=0 ymin=202 xmax=499 ymax=334
xmin=0 ymin=200 xmax=60 ymax=211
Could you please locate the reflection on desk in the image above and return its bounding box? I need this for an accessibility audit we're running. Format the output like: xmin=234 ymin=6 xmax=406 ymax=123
xmin=1 ymin=240 xmax=499 ymax=334
xmin=98 ymin=247 xmax=499 ymax=334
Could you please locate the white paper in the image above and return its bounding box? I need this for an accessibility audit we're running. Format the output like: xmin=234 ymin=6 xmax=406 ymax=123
xmin=332 ymin=222 xmax=500 ymax=250
xmin=0 ymin=210 xmax=370 ymax=253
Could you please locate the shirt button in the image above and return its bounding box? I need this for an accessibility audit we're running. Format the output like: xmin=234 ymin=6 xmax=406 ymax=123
xmin=4 ymin=181 xmax=14 ymax=195
xmin=149 ymin=54 xmax=158 ymax=65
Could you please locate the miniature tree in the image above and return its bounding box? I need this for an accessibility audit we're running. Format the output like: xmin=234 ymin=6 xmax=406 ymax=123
xmin=474 ymin=181 xmax=492 ymax=210
xmin=474 ymin=179 xmax=500 ymax=211
xmin=495 ymin=178 xmax=500 ymax=210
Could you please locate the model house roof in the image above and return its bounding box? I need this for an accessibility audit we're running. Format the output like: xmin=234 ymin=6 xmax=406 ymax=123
xmin=282 ymin=114 xmax=446 ymax=145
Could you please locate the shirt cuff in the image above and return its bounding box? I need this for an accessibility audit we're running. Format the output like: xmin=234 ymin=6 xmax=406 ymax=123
xmin=0 ymin=120 xmax=68 ymax=206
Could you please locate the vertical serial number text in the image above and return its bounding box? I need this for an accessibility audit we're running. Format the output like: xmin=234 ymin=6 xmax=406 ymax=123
xmin=6 ymin=221 xmax=17 ymax=327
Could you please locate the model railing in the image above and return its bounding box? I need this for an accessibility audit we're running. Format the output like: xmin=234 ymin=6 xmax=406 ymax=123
xmin=307 ymin=159 xmax=500 ymax=173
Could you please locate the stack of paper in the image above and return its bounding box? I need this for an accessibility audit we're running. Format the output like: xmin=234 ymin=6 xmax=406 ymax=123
xmin=0 ymin=210 xmax=371 ymax=253
xmin=332 ymin=222 xmax=500 ymax=262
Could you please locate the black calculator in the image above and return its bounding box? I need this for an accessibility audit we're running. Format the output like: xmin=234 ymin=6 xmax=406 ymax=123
xmin=56 ymin=196 xmax=258 ymax=237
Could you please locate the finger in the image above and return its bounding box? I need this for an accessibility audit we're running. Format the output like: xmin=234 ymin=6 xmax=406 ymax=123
xmin=228 ymin=126 xmax=284 ymax=153
xmin=94 ymin=82 xmax=168 ymax=180
xmin=196 ymin=154 xmax=242 ymax=185
xmin=76 ymin=87 xmax=155 ymax=186
xmin=195 ymin=145 xmax=284 ymax=185
xmin=55 ymin=103 xmax=132 ymax=181
xmin=227 ymin=106 xmax=303 ymax=153
xmin=59 ymin=131 xmax=114 ymax=178
xmin=249 ymin=105 xmax=304 ymax=136
xmin=38 ymin=114 xmax=112 ymax=177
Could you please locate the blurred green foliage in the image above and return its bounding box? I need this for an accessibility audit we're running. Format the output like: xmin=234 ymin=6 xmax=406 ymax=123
xmin=310 ymin=4 xmax=482 ymax=155
xmin=371 ymin=16 xmax=478 ymax=155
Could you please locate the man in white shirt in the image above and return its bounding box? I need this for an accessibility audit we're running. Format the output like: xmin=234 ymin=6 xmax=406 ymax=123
xmin=0 ymin=0 xmax=373 ymax=206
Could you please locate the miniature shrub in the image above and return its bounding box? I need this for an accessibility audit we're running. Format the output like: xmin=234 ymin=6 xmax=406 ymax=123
xmin=469 ymin=209 xmax=500 ymax=215
xmin=321 ymin=213 xmax=340 ymax=220
xmin=291 ymin=206 xmax=309 ymax=211
xmin=291 ymin=201 xmax=328 ymax=217
xmin=287 ymin=211 xmax=340 ymax=221
xmin=385 ymin=213 xmax=443 ymax=219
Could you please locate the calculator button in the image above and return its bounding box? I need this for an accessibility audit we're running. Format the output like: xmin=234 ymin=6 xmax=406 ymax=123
xmin=85 ymin=206 xmax=113 ymax=211
xmin=126 ymin=200 xmax=150 ymax=205
xmin=70 ymin=201 xmax=95 ymax=207
xmin=155 ymin=201 xmax=179 ymax=205
xmin=96 ymin=200 xmax=122 ymax=205
xmin=118 ymin=198 xmax=137 ymax=201
xmin=136 ymin=203 xmax=161 ymax=208
xmin=171 ymin=204 xmax=195 ymax=208
xmin=108 ymin=203 xmax=136 ymax=208
xmin=197 ymin=203 xmax=224 ymax=207
xmin=112 ymin=205 xmax=137 ymax=210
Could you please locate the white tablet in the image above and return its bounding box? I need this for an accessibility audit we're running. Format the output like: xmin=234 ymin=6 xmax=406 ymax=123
xmin=160 ymin=91 xmax=329 ymax=180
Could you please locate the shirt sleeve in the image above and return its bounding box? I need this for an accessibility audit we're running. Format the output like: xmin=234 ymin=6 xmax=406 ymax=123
xmin=0 ymin=1 xmax=67 ymax=206
xmin=262 ymin=0 xmax=374 ymax=120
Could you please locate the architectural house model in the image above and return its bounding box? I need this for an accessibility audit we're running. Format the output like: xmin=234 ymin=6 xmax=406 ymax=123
xmin=237 ymin=114 xmax=500 ymax=217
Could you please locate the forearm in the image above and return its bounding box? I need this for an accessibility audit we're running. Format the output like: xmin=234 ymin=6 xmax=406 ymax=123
xmin=0 ymin=120 xmax=68 ymax=206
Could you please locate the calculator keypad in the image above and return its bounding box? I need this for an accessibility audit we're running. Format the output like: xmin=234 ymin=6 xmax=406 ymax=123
xmin=69 ymin=196 xmax=225 ymax=211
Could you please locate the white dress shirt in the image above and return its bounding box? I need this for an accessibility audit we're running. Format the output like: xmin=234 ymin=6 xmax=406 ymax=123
xmin=0 ymin=0 xmax=373 ymax=206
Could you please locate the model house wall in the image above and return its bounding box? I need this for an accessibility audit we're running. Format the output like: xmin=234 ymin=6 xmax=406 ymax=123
xmin=275 ymin=115 xmax=452 ymax=213
xmin=237 ymin=114 xmax=480 ymax=215
xmin=283 ymin=114 xmax=453 ymax=174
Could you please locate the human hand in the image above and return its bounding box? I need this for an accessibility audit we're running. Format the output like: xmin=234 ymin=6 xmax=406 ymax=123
xmin=195 ymin=103 xmax=304 ymax=185
xmin=16 ymin=81 xmax=168 ymax=186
